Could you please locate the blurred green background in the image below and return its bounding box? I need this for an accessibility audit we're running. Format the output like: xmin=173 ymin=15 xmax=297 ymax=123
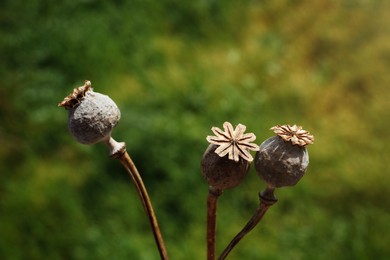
xmin=1 ymin=0 xmax=389 ymax=259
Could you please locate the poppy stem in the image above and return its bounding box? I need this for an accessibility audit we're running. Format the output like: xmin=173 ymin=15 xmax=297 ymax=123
xmin=218 ymin=187 xmax=277 ymax=260
xmin=207 ymin=187 xmax=223 ymax=260
xmin=108 ymin=138 xmax=169 ymax=260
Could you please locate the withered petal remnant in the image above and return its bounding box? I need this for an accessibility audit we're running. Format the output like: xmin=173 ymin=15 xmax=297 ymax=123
xmin=271 ymin=124 xmax=314 ymax=146
xmin=206 ymin=122 xmax=259 ymax=162
xmin=58 ymin=80 xmax=92 ymax=109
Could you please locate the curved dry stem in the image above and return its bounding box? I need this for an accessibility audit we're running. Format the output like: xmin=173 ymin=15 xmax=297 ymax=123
xmin=207 ymin=188 xmax=222 ymax=260
xmin=109 ymin=140 xmax=169 ymax=260
xmin=218 ymin=187 xmax=277 ymax=260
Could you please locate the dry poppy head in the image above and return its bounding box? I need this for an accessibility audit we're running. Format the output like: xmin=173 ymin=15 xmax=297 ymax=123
xmin=59 ymin=81 xmax=121 ymax=145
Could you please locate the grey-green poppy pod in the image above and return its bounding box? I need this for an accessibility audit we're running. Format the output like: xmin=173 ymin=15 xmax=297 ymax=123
xmin=59 ymin=81 xmax=121 ymax=145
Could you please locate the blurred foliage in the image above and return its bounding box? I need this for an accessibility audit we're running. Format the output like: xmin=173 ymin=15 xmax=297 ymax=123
xmin=0 ymin=0 xmax=389 ymax=259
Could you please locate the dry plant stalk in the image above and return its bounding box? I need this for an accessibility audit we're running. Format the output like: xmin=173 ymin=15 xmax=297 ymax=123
xmin=218 ymin=187 xmax=277 ymax=260
xmin=109 ymin=140 xmax=169 ymax=260
xmin=206 ymin=188 xmax=222 ymax=260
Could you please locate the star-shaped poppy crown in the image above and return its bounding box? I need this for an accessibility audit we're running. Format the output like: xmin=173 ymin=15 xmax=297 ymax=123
xmin=271 ymin=124 xmax=314 ymax=146
xmin=206 ymin=122 xmax=260 ymax=162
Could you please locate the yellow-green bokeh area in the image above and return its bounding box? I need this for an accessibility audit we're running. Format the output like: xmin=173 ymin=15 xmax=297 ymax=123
xmin=0 ymin=0 xmax=389 ymax=259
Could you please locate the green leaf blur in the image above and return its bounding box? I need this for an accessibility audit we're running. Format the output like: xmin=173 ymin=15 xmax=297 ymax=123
xmin=0 ymin=0 xmax=389 ymax=259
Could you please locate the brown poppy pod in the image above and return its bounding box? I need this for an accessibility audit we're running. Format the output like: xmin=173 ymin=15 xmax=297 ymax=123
xmin=255 ymin=136 xmax=309 ymax=188
xmin=201 ymin=144 xmax=250 ymax=191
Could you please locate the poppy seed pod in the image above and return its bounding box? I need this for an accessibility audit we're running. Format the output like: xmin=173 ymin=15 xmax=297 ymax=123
xmin=59 ymin=81 xmax=121 ymax=145
xmin=255 ymin=136 xmax=308 ymax=188
xmin=201 ymin=122 xmax=259 ymax=191
xmin=254 ymin=125 xmax=314 ymax=188
xmin=201 ymin=144 xmax=250 ymax=190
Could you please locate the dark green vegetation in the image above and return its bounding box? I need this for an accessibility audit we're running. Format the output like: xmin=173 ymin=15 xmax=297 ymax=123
xmin=1 ymin=0 xmax=389 ymax=259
